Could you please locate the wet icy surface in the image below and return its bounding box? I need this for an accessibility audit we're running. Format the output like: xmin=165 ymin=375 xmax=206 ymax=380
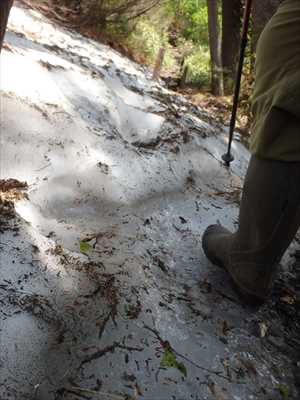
xmin=0 ymin=4 xmax=298 ymax=400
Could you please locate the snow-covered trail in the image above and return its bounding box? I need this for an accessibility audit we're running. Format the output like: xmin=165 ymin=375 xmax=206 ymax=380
xmin=0 ymin=4 xmax=298 ymax=400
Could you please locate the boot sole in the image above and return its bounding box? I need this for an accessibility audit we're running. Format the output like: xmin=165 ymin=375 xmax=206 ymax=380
xmin=229 ymin=278 xmax=266 ymax=307
xmin=204 ymin=249 xmax=266 ymax=306
xmin=202 ymin=228 xmax=266 ymax=306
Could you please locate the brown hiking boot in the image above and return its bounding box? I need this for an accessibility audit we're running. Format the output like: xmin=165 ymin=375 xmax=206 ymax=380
xmin=202 ymin=155 xmax=300 ymax=305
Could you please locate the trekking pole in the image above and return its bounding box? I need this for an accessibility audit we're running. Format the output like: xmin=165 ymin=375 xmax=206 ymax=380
xmin=222 ymin=0 xmax=253 ymax=166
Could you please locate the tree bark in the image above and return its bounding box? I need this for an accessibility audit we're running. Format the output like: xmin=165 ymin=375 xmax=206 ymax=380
xmin=152 ymin=47 xmax=165 ymax=81
xmin=252 ymin=0 xmax=282 ymax=50
xmin=180 ymin=64 xmax=189 ymax=88
xmin=222 ymin=0 xmax=242 ymax=94
xmin=207 ymin=0 xmax=223 ymax=96
xmin=0 ymin=0 xmax=13 ymax=51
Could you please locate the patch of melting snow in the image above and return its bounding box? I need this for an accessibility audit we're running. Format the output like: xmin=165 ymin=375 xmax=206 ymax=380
xmin=0 ymin=4 xmax=298 ymax=400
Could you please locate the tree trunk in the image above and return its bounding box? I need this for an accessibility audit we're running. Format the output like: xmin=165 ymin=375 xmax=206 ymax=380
xmin=207 ymin=0 xmax=223 ymax=96
xmin=180 ymin=64 xmax=189 ymax=88
xmin=152 ymin=47 xmax=165 ymax=81
xmin=0 ymin=0 xmax=13 ymax=51
xmin=222 ymin=0 xmax=242 ymax=94
xmin=252 ymin=0 xmax=282 ymax=50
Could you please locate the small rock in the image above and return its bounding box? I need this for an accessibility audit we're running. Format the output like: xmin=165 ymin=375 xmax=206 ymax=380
xmin=258 ymin=322 xmax=268 ymax=338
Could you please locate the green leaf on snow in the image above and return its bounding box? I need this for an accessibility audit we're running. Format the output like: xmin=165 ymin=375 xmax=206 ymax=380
xmin=160 ymin=347 xmax=187 ymax=377
xmin=79 ymin=241 xmax=92 ymax=253
xmin=277 ymin=384 xmax=289 ymax=400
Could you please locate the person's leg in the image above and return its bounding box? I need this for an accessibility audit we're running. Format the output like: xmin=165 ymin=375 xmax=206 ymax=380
xmin=202 ymin=155 xmax=300 ymax=304
xmin=0 ymin=0 xmax=13 ymax=51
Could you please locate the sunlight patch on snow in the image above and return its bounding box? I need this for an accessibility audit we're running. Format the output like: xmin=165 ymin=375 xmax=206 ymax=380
xmin=9 ymin=7 xmax=55 ymax=38
xmin=16 ymin=200 xmax=46 ymax=229
xmin=1 ymin=51 xmax=65 ymax=106
xmin=104 ymin=73 xmax=159 ymax=110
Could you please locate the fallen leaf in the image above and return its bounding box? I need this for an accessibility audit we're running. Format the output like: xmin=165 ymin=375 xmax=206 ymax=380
xmin=280 ymin=295 xmax=296 ymax=305
xmin=160 ymin=347 xmax=187 ymax=377
xmin=277 ymin=384 xmax=289 ymax=400
xmin=80 ymin=241 xmax=92 ymax=253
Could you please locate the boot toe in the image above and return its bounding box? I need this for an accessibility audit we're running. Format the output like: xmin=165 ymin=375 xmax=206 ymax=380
xmin=202 ymin=224 xmax=231 ymax=268
xmin=202 ymin=225 xmax=268 ymax=306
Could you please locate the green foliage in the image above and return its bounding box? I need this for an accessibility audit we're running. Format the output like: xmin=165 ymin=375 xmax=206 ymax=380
xmin=126 ymin=0 xmax=210 ymax=78
xmin=277 ymin=384 xmax=289 ymax=400
xmin=78 ymin=0 xmax=161 ymax=24
xmin=166 ymin=0 xmax=208 ymax=44
xmin=187 ymin=6 xmax=208 ymax=42
xmin=160 ymin=346 xmax=187 ymax=377
xmin=127 ymin=19 xmax=175 ymax=67
xmin=184 ymin=45 xmax=210 ymax=86
xmin=182 ymin=1 xmax=208 ymax=43
xmin=79 ymin=240 xmax=92 ymax=254
xmin=108 ymin=15 xmax=132 ymax=35
xmin=127 ymin=19 xmax=163 ymax=61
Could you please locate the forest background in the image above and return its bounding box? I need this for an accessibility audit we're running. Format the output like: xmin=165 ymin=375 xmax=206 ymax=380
xmin=26 ymin=0 xmax=282 ymax=139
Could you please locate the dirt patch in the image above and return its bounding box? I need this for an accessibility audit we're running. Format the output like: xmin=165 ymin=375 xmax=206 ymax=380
xmin=0 ymin=178 xmax=28 ymax=203
xmin=0 ymin=198 xmax=16 ymax=220
xmin=0 ymin=178 xmax=28 ymax=192
xmin=0 ymin=179 xmax=28 ymax=230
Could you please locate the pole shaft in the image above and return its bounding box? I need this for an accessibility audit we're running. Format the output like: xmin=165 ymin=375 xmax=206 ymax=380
xmin=225 ymin=0 xmax=253 ymax=157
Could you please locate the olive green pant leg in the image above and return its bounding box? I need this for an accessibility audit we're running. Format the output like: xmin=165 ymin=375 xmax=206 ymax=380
xmin=229 ymin=155 xmax=300 ymax=301
xmin=202 ymin=155 xmax=300 ymax=303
